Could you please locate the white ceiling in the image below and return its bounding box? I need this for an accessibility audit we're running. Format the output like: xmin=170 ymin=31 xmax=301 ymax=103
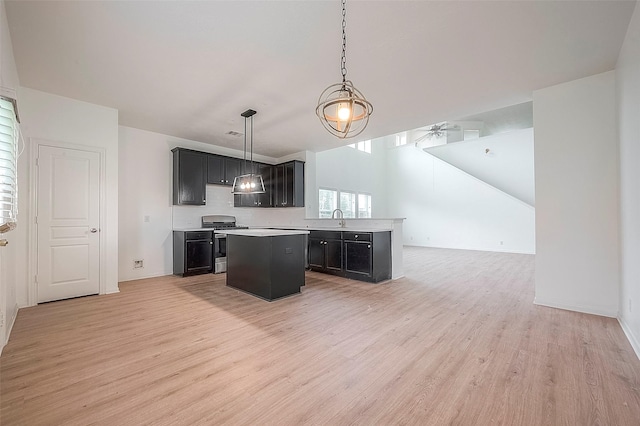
xmin=5 ymin=1 xmax=636 ymax=158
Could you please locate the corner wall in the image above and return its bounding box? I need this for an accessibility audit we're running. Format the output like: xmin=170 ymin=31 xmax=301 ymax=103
xmin=18 ymin=88 xmax=120 ymax=303
xmin=533 ymin=71 xmax=620 ymax=317
xmin=617 ymin=0 xmax=640 ymax=357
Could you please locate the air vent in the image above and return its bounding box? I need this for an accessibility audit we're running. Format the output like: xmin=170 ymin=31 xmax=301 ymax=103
xmin=226 ymin=131 xmax=243 ymax=137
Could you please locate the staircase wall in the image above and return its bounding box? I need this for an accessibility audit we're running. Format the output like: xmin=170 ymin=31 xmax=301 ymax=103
xmin=426 ymin=128 xmax=535 ymax=206
xmin=386 ymin=145 xmax=535 ymax=254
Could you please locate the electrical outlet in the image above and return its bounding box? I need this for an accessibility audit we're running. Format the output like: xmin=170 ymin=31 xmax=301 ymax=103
xmin=133 ymin=259 xmax=144 ymax=269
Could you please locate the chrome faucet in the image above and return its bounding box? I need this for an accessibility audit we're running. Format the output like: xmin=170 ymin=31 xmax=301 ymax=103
xmin=331 ymin=209 xmax=346 ymax=228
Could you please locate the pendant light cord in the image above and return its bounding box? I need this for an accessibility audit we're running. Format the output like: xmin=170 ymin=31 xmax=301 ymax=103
xmin=250 ymin=115 xmax=254 ymax=174
xmin=243 ymin=116 xmax=247 ymax=174
xmin=341 ymin=0 xmax=347 ymax=85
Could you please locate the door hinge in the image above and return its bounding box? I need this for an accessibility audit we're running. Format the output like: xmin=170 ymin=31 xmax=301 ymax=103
xmin=34 ymin=216 xmax=37 ymax=224
xmin=35 ymin=157 xmax=39 ymax=166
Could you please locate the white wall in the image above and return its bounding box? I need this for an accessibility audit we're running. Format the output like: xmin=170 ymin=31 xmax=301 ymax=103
xmin=427 ymin=128 xmax=535 ymax=206
xmin=18 ymin=88 xmax=120 ymax=302
xmin=118 ymin=126 xmax=310 ymax=282
xmin=617 ymin=0 xmax=640 ymax=357
xmin=533 ymin=71 xmax=620 ymax=317
xmin=0 ymin=0 xmax=20 ymax=352
xmin=386 ymin=145 xmax=535 ymax=254
xmin=315 ymin=139 xmax=389 ymax=218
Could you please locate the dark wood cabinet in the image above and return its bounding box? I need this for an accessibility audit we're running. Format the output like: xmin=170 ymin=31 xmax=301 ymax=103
xmin=233 ymin=163 xmax=274 ymax=207
xmin=343 ymin=232 xmax=391 ymax=282
xmin=173 ymin=147 xmax=303 ymax=208
xmin=309 ymin=231 xmax=343 ymax=274
xmin=207 ymin=154 xmax=241 ymax=186
xmin=309 ymin=230 xmax=391 ymax=283
xmin=173 ymin=231 xmax=214 ymax=276
xmin=172 ymin=148 xmax=207 ymax=205
xmin=255 ymin=163 xmax=274 ymax=207
xmin=274 ymin=160 xmax=304 ymax=207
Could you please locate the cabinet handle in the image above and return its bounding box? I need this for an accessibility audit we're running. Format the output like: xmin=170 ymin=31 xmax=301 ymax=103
xmin=368 ymin=245 xmax=371 ymax=249
xmin=355 ymin=234 xmax=359 ymax=239
xmin=220 ymin=179 xmax=224 ymax=183
xmin=210 ymin=241 xmax=213 ymax=245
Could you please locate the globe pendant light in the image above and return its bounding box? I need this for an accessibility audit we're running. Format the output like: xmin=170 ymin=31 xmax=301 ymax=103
xmin=316 ymin=0 xmax=373 ymax=139
xmin=232 ymin=109 xmax=265 ymax=194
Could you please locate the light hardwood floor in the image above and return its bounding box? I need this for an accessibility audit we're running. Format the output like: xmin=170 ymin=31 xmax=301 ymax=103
xmin=1 ymin=247 xmax=639 ymax=425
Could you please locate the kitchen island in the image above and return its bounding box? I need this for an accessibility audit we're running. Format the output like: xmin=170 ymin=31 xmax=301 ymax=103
xmin=224 ymin=229 xmax=309 ymax=301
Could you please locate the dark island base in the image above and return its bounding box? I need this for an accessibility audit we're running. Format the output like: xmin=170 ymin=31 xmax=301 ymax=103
xmin=226 ymin=233 xmax=305 ymax=301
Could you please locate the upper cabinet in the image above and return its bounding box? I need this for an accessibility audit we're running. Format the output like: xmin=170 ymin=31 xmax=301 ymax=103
xmin=233 ymin=162 xmax=274 ymax=208
xmin=207 ymin=154 xmax=241 ymax=186
xmin=172 ymin=148 xmax=207 ymax=205
xmin=173 ymin=148 xmax=304 ymax=208
xmin=274 ymin=160 xmax=305 ymax=207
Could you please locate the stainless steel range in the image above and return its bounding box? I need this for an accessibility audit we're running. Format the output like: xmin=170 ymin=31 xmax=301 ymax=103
xmin=201 ymin=215 xmax=248 ymax=273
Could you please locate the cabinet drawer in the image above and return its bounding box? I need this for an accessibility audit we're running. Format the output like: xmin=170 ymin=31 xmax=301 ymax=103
xmin=343 ymin=232 xmax=371 ymax=242
xmin=185 ymin=231 xmax=213 ymax=240
xmin=309 ymin=230 xmax=342 ymax=240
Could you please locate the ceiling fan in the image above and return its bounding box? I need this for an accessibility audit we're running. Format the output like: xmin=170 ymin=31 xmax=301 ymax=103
xmin=414 ymin=122 xmax=460 ymax=144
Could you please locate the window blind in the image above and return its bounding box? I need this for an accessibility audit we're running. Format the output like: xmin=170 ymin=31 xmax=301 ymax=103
xmin=0 ymin=97 xmax=18 ymax=232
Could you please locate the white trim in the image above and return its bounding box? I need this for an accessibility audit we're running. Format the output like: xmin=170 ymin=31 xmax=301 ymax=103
xmin=118 ymin=271 xmax=171 ymax=283
xmin=533 ymin=297 xmax=618 ymax=318
xmin=618 ymin=316 xmax=640 ymax=361
xmin=28 ymin=138 xmax=107 ymax=306
xmin=0 ymin=303 xmax=18 ymax=356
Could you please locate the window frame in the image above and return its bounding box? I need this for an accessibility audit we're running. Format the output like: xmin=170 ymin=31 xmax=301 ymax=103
xmin=0 ymin=95 xmax=19 ymax=233
xmin=318 ymin=187 xmax=372 ymax=219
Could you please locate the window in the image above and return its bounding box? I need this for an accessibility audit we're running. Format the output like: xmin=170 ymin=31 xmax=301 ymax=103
xmin=319 ymin=188 xmax=371 ymax=218
xmin=0 ymin=97 xmax=18 ymax=232
xmin=340 ymin=191 xmax=356 ymax=218
xmin=318 ymin=188 xmax=337 ymax=218
xmin=395 ymin=133 xmax=407 ymax=146
xmin=347 ymin=140 xmax=371 ymax=154
xmin=358 ymin=193 xmax=372 ymax=218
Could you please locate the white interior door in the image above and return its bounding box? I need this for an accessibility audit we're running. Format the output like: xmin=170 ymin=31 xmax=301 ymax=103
xmin=37 ymin=145 xmax=100 ymax=303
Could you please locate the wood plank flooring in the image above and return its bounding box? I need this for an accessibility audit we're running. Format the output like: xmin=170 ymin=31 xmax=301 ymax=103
xmin=1 ymin=246 xmax=639 ymax=425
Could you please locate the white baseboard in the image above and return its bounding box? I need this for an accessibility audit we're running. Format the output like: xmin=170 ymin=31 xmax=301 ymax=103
xmin=118 ymin=271 xmax=173 ymax=283
xmin=534 ymin=297 xmax=618 ymax=318
xmin=1 ymin=304 xmax=19 ymax=357
xmin=618 ymin=316 xmax=640 ymax=361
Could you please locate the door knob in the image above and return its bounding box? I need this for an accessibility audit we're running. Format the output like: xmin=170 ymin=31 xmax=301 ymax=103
xmin=90 ymin=228 xmax=98 ymax=233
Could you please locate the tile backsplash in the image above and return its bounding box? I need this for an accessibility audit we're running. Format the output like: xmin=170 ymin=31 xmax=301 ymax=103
xmin=172 ymin=185 xmax=306 ymax=229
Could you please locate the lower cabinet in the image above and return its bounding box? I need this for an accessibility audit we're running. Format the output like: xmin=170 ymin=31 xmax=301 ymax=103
xmin=308 ymin=230 xmax=391 ymax=283
xmin=309 ymin=231 xmax=343 ymax=274
xmin=173 ymin=231 xmax=214 ymax=276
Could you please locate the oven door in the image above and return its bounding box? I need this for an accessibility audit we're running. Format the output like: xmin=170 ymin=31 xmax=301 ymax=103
xmin=213 ymin=233 xmax=227 ymax=273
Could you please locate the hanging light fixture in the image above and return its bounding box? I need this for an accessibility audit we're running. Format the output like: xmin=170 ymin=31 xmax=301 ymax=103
xmin=316 ymin=0 xmax=373 ymax=139
xmin=232 ymin=109 xmax=265 ymax=194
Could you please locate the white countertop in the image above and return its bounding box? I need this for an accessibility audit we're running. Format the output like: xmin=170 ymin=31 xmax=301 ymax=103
xmin=224 ymin=229 xmax=310 ymax=237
